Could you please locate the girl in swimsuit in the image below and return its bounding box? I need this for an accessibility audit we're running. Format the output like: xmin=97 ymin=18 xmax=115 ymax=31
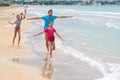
xmin=8 ymin=13 xmax=25 ymax=46
xmin=33 ymin=22 xmax=64 ymax=59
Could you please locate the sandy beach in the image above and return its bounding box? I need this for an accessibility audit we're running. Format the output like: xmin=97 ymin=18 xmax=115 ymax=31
xmin=0 ymin=7 xmax=46 ymax=80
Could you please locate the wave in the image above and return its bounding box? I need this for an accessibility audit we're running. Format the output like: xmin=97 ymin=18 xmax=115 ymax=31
xmin=105 ymin=23 xmax=120 ymax=30
xmin=55 ymin=8 xmax=120 ymax=20
xmin=28 ymin=6 xmax=120 ymax=18
xmin=56 ymin=39 xmax=120 ymax=80
xmin=78 ymin=11 xmax=120 ymax=15
xmin=55 ymin=8 xmax=120 ymax=15
xmin=73 ymin=16 xmax=120 ymax=30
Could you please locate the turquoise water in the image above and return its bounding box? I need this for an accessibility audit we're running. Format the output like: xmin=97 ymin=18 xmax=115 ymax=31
xmin=26 ymin=5 xmax=120 ymax=80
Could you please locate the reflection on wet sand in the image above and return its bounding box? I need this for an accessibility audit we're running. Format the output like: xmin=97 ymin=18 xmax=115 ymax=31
xmin=12 ymin=58 xmax=19 ymax=63
xmin=12 ymin=47 xmax=20 ymax=63
xmin=42 ymin=57 xmax=54 ymax=80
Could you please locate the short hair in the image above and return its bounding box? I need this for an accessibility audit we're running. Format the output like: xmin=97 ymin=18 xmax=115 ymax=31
xmin=49 ymin=21 xmax=54 ymax=26
xmin=48 ymin=9 xmax=53 ymax=13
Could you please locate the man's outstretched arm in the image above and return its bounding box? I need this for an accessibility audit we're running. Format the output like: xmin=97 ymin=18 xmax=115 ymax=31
xmin=57 ymin=16 xmax=73 ymax=18
xmin=27 ymin=17 xmax=42 ymax=20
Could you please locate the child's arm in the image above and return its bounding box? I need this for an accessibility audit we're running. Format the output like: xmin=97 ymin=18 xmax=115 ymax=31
xmin=27 ymin=17 xmax=42 ymax=20
xmin=33 ymin=31 xmax=44 ymax=36
xmin=55 ymin=31 xmax=64 ymax=41
xmin=8 ymin=22 xmax=15 ymax=25
xmin=22 ymin=13 xmax=25 ymax=19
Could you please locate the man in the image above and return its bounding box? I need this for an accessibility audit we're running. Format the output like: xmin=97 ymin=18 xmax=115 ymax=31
xmin=28 ymin=9 xmax=73 ymax=51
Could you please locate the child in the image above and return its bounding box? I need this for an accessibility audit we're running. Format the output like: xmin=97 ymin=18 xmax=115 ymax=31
xmin=33 ymin=22 xmax=64 ymax=59
xmin=24 ymin=6 xmax=27 ymax=16
xmin=8 ymin=13 xmax=25 ymax=46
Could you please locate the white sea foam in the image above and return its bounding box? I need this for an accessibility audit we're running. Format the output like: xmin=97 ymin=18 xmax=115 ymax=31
xmin=58 ymin=9 xmax=120 ymax=19
xmin=77 ymin=11 xmax=120 ymax=15
xmin=74 ymin=15 xmax=120 ymax=30
xmin=56 ymin=39 xmax=120 ymax=80
xmin=56 ymin=8 xmax=120 ymax=15
xmin=105 ymin=23 xmax=120 ymax=30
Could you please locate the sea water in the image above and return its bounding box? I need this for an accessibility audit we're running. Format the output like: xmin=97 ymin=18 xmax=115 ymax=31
xmin=25 ymin=5 xmax=120 ymax=80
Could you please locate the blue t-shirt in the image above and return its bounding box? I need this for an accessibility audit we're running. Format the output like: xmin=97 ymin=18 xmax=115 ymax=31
xmin=42 ymin=15 xmax=57 ymax=30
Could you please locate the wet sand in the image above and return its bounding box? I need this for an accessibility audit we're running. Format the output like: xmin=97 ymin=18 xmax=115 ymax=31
xmin=14 ymin=39 xmax=103 ymax=80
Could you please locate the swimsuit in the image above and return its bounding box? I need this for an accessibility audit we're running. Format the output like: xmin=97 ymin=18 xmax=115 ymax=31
xmin=15 ymin=17 xmax=22 ymax=31
xmin=15 ymin=26 xmax=20 ymax=31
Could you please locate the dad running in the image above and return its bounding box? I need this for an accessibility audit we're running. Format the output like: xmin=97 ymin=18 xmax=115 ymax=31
xmin=27 ymin=9 xmax=73 ymax=51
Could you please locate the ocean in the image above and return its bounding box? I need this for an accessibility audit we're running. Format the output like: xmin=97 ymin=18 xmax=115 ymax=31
xmin=23 ymin=5 xmax=120 ymax=80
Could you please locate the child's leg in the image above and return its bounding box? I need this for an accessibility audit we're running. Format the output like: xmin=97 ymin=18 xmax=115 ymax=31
xmin=48 ymin=41 xmax=53 ymax=58
xmin=51 ymin=41 xmax=55 ymax=50
xmin=44 ymin=33 xmax=49 ymax=51
xmin=12 ymin=30 xmax=17 ymax=45
xmin=18 ymin=30 xmax=21 ymax=46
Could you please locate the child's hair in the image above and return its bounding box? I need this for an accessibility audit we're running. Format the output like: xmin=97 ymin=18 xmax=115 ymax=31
xmin=48 ymin=22 xmax=54 ymax=28
xmin=16 ymin=14 xmax=19 ymax=16
xmin=16 ymin=14 xmax=20 ymax=18
xmin=49 ymin=21 xmax=54 ymax=25
xmin=49 ymin=21 xmax=54 ymax=24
